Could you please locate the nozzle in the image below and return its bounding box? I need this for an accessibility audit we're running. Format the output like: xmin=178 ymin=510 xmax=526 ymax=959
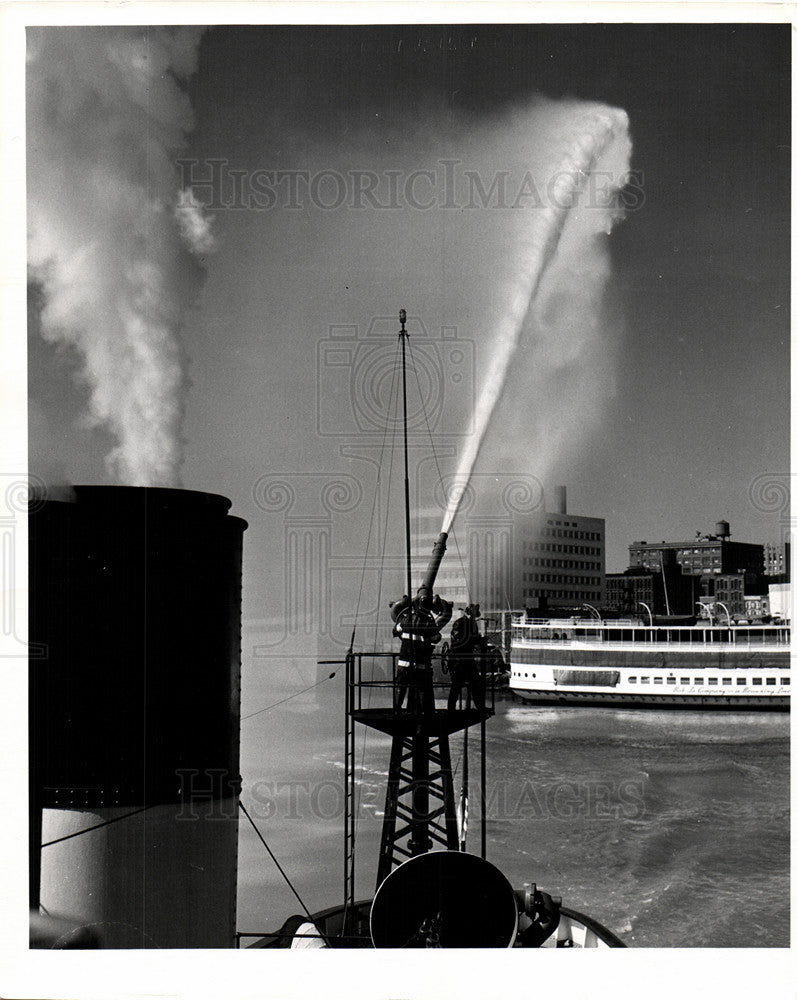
xmin=417 ymin=531 xmax=448 ymax=598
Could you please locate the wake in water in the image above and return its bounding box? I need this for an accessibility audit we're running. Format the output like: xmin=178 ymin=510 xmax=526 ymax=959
xmin=441 ymin=105 xmax=632 ymax=535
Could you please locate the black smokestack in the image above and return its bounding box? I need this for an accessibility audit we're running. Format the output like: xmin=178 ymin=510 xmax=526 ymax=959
xmin=29 ymin=486 xmax=247 ymax=948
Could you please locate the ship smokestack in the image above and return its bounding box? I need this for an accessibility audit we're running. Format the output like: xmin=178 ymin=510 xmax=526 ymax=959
xmin=417 ymin=531 xmax=448 ymax=599
xmin=550 ymin=485 xmax=567 ymax=515
xmin=30 ymin=486 xmax=247 ymax=948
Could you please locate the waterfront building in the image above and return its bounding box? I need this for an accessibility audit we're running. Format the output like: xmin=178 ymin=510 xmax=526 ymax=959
xmin=743 ymin=594 xmax=770 ymax=621
xmin=604 ymin=556 xmax=698 ymax=617
xmin=764 ymin=541 xmax=791 ymax=581
xmin=413 ymin=485 xmax=605 ymax=614
xmin=514 ymin=486 xmax=605 ymax=609
xmin=628 ymin=522 xmax=764 ymax=586
xmin=769 ymin=582 xmax=791 ymax=623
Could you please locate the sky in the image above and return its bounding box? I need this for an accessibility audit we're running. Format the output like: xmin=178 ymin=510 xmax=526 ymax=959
xmin=27 ymin=24 xmax=789 ymax=616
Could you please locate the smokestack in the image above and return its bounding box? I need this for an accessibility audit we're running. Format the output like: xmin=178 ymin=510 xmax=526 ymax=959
xmin=550 ymin=485 xmax=567 ymax=515
xmin=30 ymin=486 xmax=247 ymax=948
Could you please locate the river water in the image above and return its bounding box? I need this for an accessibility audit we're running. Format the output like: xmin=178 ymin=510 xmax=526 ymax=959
xmin=237 ymin=686 xmax=789 ymax=948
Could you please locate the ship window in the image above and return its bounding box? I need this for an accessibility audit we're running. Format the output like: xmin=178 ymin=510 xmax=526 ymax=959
xmin=783 ymin=677 xmax=790 ymax=685
xmin=752 ymin=677 xmax=762 ymax=686
xmin=766 ymin=677 xmax=776 ymax=686
xmin=694 ymin=677 xmax=703 ymax=685
xmin=640 ymin=676 xmax=650 ymax=684
xmin=667 ymin=677 xmax=676 ymax=685
xmin=708 ymin=677 xmax=718 ymax=686
xmin=722 ymin=678 xmax=732 ymax=686
xmin=628 ymin=676 xmax=637 ymax=684
xmin=654 ymin=677 xmax=663 ymax=685
xmin=737 ymin=678 xmax=746 ymax=685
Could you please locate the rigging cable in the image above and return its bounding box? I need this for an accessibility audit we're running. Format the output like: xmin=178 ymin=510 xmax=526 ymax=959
xmin=241 ymin=671 xmax=337 ymax=721
xmin=41 ymin=804 xmax=156 ymax=848
xmin=239 ymin=800 xmax=323 ymax=938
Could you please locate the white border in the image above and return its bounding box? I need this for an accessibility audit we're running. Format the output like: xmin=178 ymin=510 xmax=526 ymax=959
xmin=1 ymin=4 xmax=793 ymax=999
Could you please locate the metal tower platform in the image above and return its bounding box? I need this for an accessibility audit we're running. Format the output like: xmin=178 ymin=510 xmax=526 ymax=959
xmin=342 ymin=651 xmax=495 ymax=915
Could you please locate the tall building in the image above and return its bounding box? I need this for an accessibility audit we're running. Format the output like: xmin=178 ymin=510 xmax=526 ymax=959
xmin=515 ymin=486 xmax=605 ymax=609
xmin=412 ymin=485 xmax=604 ymax=613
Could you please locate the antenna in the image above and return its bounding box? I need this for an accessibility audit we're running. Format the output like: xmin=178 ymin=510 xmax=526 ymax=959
xmin=399 ymin=308 xmax=412 ymax=606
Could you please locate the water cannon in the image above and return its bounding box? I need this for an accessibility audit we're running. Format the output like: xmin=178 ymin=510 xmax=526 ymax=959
xmin=416 ymin=531 xmax=448 ymax=600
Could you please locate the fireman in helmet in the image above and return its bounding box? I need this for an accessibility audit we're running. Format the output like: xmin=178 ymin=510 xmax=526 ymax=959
xmin=390 ymin=592 xmax=452 ymax=712
xmin=447 ymin=603 xmax=485 ymax=713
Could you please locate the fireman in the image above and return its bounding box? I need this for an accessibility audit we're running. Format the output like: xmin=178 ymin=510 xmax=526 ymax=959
xmin=390 ymin=593 xmax=452 ymax=712
xmin=447 ymin=603 xmax=485 ymax=712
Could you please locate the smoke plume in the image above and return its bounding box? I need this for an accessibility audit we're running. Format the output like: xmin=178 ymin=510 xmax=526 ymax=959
xmin=27 ymin=27 xmax=212 ymax=485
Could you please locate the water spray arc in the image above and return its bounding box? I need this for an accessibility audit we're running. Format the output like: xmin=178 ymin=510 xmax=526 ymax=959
xmin=440 ymin=108 xmax=631 ymax=538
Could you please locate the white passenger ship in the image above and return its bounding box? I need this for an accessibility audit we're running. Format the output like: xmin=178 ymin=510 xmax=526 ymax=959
xmin=509 ymin=616 xmax=790 ymax=710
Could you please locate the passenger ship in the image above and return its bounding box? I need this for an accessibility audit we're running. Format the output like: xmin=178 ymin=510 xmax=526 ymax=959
xmin=509 ymin=616 xmax=790 ymax=710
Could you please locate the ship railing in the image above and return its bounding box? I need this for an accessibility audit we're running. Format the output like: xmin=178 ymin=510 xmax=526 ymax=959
xmin=339 ymin=650 xmax=498 ymax=714
xmin=510 ymin=623 xmax=791 ymax=648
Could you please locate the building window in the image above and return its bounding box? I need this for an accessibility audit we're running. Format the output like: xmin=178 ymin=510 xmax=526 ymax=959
xmin=752 ymin=678 xmax=762 ymax=686
xmin=783 ymin=677 xmax=790 ymax=685
xmin=628 ymin=676 xmax=637 ymax=684
xmin=680 ymin=677 xmax=690 ymax=685
xmin=722 ymin=678 xmax=732 ymax=686
xmin=694 ymin=677 xmax=703 ymax=685
xmin=654 ymin=677 xmax=663 ymax=685
xmin=737 ymin=678 xmax=746 ymax=685
xmin=708 ymin=677 xmax=718 ymax=686
xmin=640 ymin=676 xmax=650 ymax=684
xmin=766 ymin=677 xmax=776 ymax=686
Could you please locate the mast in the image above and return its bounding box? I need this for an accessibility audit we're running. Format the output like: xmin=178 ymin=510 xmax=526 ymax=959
xmin=345 ymin=308 xmax=494 ymax=894
xmin=399 ymin=308 xmax=412 ymax=603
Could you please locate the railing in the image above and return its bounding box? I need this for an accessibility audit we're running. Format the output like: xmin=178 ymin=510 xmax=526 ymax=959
xmin=340 ymin=650 xmax=497 ymax=714
xmin=511 ymin=619 xmax=790 ymax=649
